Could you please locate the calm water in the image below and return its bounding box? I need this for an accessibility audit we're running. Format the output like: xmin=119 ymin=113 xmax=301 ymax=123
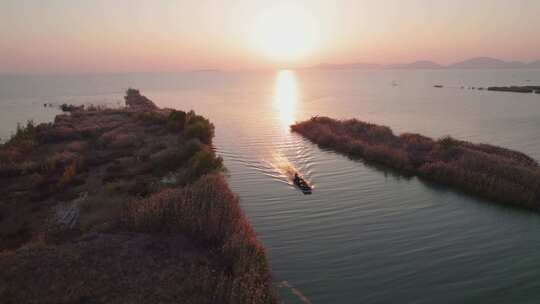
xmin=1 ymin=69 xmax=540 ymax=303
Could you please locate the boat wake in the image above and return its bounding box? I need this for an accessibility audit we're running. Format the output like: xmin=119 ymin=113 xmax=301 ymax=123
xmin=265 ymin=152 xmax=314 ymax=190
xmin=278 ymin=281 xmax=313 ymax=304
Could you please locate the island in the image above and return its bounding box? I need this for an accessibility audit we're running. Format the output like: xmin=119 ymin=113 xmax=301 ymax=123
xmin=487 ymin=86 xmax=540 ymax=94
xmin=292 ymin=117 xmax=540 ymax=210
xmin=434 ymin=85 xmax=540 ymax=94
xmin=0 ymin=89 xmax=277 ymax=303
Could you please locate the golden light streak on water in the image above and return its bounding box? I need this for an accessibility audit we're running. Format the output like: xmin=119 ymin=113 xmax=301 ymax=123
xmin=273 ymin=70 xmax=298 ymax=132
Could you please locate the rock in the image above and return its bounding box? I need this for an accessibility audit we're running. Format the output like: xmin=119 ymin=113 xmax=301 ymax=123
xmin=53 ymin=200 xmax=81 ymax=229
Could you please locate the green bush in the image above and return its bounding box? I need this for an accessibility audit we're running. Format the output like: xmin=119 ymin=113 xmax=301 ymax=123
xmin=135 ymin=111 xmax=167 ymax=125
xmin=185 ymin=121 xmax=214 ymax=144
xmin=3 ymin=121 xmax=37 ymax=148
xmin=167 ymin=110 xmax=187 ymax=131
xmin=189 ymin=149 xmax=223 ymax=178
xmin=151 ymin=139 xmax=202 ymax=175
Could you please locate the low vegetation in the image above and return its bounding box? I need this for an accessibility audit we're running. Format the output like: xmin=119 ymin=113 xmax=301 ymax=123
xmin=167 ymin=109 xmax=187 ymax=131
xmin=0 ymin=120 xmax=38 ymax=161
xmin=123 ymin=174 xmax=274 ymax=303
xmin=292 ymin=116 xmax=540 ymax=209
xmin=0 ymin=89 xmax=276 ymax=303
xmin=184 ymin=110 xmax=215 ymax=144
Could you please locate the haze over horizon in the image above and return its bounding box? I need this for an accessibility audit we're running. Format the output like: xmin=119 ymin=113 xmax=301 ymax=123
xmin=2 ymin=0 xmax=540 ymax=74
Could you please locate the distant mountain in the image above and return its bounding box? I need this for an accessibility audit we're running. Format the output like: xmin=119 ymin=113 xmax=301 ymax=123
xmin=386 ymin=60 xmax=444 ymax=69
xmin=309 ymin=57 xmax=540 ymax=70
xmin=313 ymin=62 xmax=382 ymax=70
xmin=312 ymin=60 xmax=442 ymax=70
xmin=447 ymin=57 xmax=527 ymax=69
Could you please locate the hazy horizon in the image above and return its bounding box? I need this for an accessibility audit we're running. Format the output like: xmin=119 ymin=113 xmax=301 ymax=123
xmin=2 ymin=0 xmax=540 ymax=74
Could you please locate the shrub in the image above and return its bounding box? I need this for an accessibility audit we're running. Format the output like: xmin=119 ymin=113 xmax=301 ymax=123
xmin=167 ymin=110 xmax=187 ymax=131
xmin=185 ymin=121 xmax=215 ymax=144
xmin=3 ymin=121 xmax=37 ymax=150
xmin=150 ymin=139 xmax=202 ymax=175
xmin=135 ymin=111 xmax=167 ymax=125
xmin=122 ymin=174 xmax=276 ymax=303
xmin=189 ymin=149 xmax=224 ymax=178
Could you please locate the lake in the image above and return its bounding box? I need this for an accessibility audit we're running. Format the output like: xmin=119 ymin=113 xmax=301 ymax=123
xmin=1 ymin=69 xmax=540 ymax=303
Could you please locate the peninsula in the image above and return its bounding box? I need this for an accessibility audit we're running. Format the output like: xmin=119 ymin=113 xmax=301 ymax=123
xmin=0 ymin=89 xmax=277 ymax=303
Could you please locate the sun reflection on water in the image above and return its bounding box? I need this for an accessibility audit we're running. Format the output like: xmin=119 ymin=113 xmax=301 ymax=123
xmin=274 ymin=70 xmax=298 ymax=131
xmin=268 ymin=70 xmax=312 ymax=188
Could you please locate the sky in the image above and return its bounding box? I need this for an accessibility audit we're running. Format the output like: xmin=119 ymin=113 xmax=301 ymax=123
xmin=1 ymin=0 xmax=539 ymax=74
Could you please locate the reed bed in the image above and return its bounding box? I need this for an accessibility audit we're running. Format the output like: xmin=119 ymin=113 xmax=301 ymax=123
xmin=292 ymin=116 xmax=540 ymax=209
xmin=123 ymin=174 xmax=276 ymax=304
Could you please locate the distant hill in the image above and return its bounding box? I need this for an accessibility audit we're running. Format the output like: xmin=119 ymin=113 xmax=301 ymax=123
xmin=309 ymin=57 xmax=540 ymax=70
xmin=448 ymin=57 xmax=527 ymax=69
xmin=386 ymin=60 xmax=444 ymax=69
xmin=313 ymin=62 xmax=382 ymax=70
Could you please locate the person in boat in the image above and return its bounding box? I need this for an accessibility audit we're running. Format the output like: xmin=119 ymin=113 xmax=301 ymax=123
xmin=294 ymin=173 xmax=310 ymax=188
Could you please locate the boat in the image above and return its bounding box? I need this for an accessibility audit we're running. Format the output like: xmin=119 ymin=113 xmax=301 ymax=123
xmin=293 ymin=174 xmax=312 ymax=195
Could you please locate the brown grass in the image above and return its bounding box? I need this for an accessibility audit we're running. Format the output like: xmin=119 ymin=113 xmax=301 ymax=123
xmin=79 ymin=192 xmax=126 ymax=233
xmin=123 ymin=174 xmax=276 ymax=304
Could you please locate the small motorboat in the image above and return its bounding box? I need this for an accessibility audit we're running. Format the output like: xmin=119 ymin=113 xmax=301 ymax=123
xmin=293 ymin=173 xmax=312 ymax=195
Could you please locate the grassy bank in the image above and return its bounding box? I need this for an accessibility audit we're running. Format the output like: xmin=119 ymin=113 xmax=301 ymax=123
xmin=292 ymin=116 xmax=540 ymax=210
xmin=0 ymin=90 xmax=276 ymax=303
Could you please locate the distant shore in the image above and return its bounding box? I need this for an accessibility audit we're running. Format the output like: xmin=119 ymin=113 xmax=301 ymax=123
xmin=0 ymin=89 xmax=277 ymax=303
xmin=307 ymin=57 xmax=540 ymax=70
xmin=433 ymin=85 xmax=540 ymax=94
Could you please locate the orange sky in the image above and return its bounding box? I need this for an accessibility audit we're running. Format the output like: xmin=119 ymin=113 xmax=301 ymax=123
xmin=1 ymin=0 xmax=539 ymax=74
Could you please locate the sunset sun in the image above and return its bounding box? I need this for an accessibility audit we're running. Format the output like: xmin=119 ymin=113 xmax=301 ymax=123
xmin=252 ymin=6 xmax=318 ymax=62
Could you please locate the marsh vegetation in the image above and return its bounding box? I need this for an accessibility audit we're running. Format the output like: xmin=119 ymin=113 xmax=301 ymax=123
xmin=292 ymin=116 xmax=540 ymax=210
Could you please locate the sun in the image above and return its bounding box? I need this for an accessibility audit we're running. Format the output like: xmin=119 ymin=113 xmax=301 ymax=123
xmin=252 ymin=6 xmax=318 ymax=63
